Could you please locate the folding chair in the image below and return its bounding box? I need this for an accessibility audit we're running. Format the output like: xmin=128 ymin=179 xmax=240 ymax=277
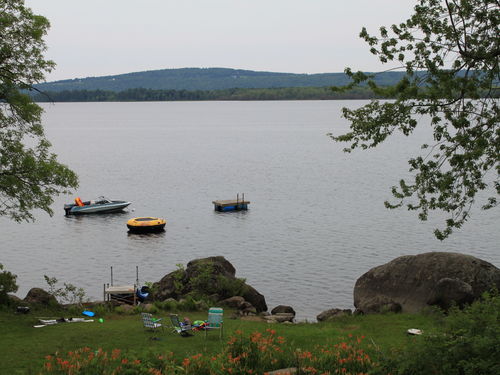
xmin=204 ymin=307 xmax=223 ymax=339
xmin=169 ymin=314 xmax=193 ymax=337
xmin=141 ymin=312 xmax=163 ymax=337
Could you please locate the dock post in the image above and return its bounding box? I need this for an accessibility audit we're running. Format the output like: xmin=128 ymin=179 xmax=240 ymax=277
xmin=110 ymin=266 xmax=113 ymax=286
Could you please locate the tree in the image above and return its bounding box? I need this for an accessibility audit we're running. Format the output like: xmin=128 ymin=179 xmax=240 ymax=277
xmin=0 ymin=263 xmax=18 ymax=305
xmin=329 ymin=0 xmax=499 ymax=239
xmin=0 ymin=0 xmax=78 ymax=222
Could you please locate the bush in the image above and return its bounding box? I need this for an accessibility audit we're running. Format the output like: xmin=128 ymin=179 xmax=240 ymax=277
xmin=0 ymin=263 xmax=18 ymax=305
xmin=381 ymin=291 xmax=500 ymax=375
xmin=44 ymin=275 xmax=88 ymax=305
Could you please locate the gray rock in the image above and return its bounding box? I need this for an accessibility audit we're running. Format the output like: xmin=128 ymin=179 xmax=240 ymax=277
xmin=427 ymin=277 xmax=474 ymax=310
xmin=264 ymin=312 xmax=294 ymax=323
xmin=153 ymin=256 xmax=268 ymax=312
xmin=239 ymin=301 xmax=257 ymax=315
xmin=354 ymin=252 xmax=500 ymax=313
xmin=242 ymin=284 xmax=267 ymax=313
xmin=271 ymin=305 xmax=296 ymax=317
xmin=8 ymin=294 xmax=22 ymax=304
xmin=316 ymin=308 xmax=352 ymax=321
xmin=221 ymin=296 xmax=245 ymax=308
xmin=23 ymin=288 xmax=59 ymax=306
xmin=153 ymin=269 xmax=186 ymax=301
xmin=186 ymin=256 xmax=236 ymax=279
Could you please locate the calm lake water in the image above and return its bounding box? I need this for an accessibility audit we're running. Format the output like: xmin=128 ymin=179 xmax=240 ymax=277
xmin=1 ymin=101 xmax=499 ymax=320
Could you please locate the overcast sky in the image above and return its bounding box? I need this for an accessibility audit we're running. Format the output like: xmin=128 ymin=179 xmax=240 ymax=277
xmin=24 ymin=0 xmax=418 ymax=82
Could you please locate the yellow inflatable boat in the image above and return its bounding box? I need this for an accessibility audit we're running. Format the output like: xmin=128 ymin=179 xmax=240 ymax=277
xmin=127 ymin=217 xmax=166 ymax=233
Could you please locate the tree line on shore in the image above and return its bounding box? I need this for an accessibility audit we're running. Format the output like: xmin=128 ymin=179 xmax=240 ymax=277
xmin=31 ymin=86 xmax=386 ymax=102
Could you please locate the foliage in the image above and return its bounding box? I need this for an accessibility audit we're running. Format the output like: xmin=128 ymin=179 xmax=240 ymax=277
xmin=33 ymin=67 xmax=408 ymax=92
xmin=149 ymin=295 xmax=208 ymax=312
xmin=172 ymin=263 xmax=185 ymax=294
xmin=0 ymin=0 xmax=78 ymax=222
xmin=39 ymin=347 xmax=154 ymax=375
xmin=329 ymin=0 xmax=499 ymax=239
xmin=187 ymin=262 xmax=247 ymax=300
xmin=0 ymin=263 xmax=18 ymax=304
xmin=35 ymin=329 xmax=382 ymax=375
xmin=43 ymin=275 xmax=88 ymax=305
xmin=380 ymin=291 xmax=500 ymax=375
xmin=216 ymin=274 xmax=248 ymax=298
xmin=32 ymin=85 xmax=388 ymax=102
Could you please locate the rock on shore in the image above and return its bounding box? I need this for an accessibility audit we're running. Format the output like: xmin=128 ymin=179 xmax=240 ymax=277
xmin=153 ymin=256 xmax=267 ymax=312
xmin=354 ymin=252 xmax=500 ymax=314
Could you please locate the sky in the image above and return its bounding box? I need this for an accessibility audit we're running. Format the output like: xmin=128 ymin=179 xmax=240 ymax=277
xmin=24 ymin=0 xmax=418 ymax=82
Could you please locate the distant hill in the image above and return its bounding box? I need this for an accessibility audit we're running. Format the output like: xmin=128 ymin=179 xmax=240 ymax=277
xmin=34 ymin=67 xmax=407 ymax=92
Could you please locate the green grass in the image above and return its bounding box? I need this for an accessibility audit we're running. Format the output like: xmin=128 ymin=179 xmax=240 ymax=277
xmin=0 ymin=307 xmax=440 ymax=374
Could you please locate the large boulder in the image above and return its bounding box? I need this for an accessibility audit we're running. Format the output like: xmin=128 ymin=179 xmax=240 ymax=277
xmin=221 ymin=296 xmax=245 ymax=308
xmin=23 ymin=288 xmax=59 ymax=306
xmin=153 ymin=256 xmax=267 ymax=312
xmin=271 ymin=305 xmax=296 ymax=317
xmin=316 ymin=308 xmax=352 ymax=322
xmin=186 ymin=256 xmax=236 ymax=279
xmin=241 ymin=284 xmax=267 ymax=313
xmin=354 ymin=252 xmax=500 ymax=314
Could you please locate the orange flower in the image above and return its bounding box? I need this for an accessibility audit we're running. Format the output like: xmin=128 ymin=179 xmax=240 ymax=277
xmin=121 ymin=359 xmax=128 ymax=364
xmin=182 ymin=358 xmax=190 ymax=367
xmin=133 ymin=359 xmax=141 ymax=365
xmin=44 ymin=362 xmax=52 ymax=370
xmin=111 ymin=349 xmax=121 ymax=360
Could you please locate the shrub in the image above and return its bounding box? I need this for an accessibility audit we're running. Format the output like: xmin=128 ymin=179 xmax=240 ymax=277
xmin=0 ymin=263 xmax=18 ymax=305
xmin=216 ymin=274 xmax=248 ymax=298
xmin=43 ymin=275 xmax=88 ymax=305
xmin=381 ymin=291 xmax=500 ymax=375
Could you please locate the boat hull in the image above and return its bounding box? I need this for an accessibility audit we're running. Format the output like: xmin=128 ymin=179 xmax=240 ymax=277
xmin=127 ymin=223 xmax=166 ymax=233
xmin=127 ymin=217 xmax=166 ymax=233
xmin=64 ymin=201 xmax=131 ymax=215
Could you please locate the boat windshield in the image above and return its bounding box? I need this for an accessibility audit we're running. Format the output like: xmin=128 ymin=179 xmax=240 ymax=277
xmin=95 ymin=196 xmax=112 ymax=204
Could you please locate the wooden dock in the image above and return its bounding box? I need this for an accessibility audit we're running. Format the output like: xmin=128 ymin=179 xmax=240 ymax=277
xmin=102 ymin=266 xmax=138 ymax=305
xmin=103 ymin=284 xmax=137 ymax=305
xmin=213 ymin=193 xmax=250 ymax=212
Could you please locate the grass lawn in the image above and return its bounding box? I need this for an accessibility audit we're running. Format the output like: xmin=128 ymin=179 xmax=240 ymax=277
xmin=0 ymin=307 xmax=440 ymax=374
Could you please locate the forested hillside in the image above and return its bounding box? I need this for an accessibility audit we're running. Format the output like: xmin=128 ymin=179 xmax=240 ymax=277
xmin=34 ymin=67 xmax=406 ymax=92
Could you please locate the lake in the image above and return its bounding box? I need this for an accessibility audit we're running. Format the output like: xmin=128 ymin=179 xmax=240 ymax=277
xmin=1 ymin=101 xmax=498 ymax=320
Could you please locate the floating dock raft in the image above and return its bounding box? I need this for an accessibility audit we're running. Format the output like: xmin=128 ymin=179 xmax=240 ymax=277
xmin=213 ymin=194 xmax=250 ymax=212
